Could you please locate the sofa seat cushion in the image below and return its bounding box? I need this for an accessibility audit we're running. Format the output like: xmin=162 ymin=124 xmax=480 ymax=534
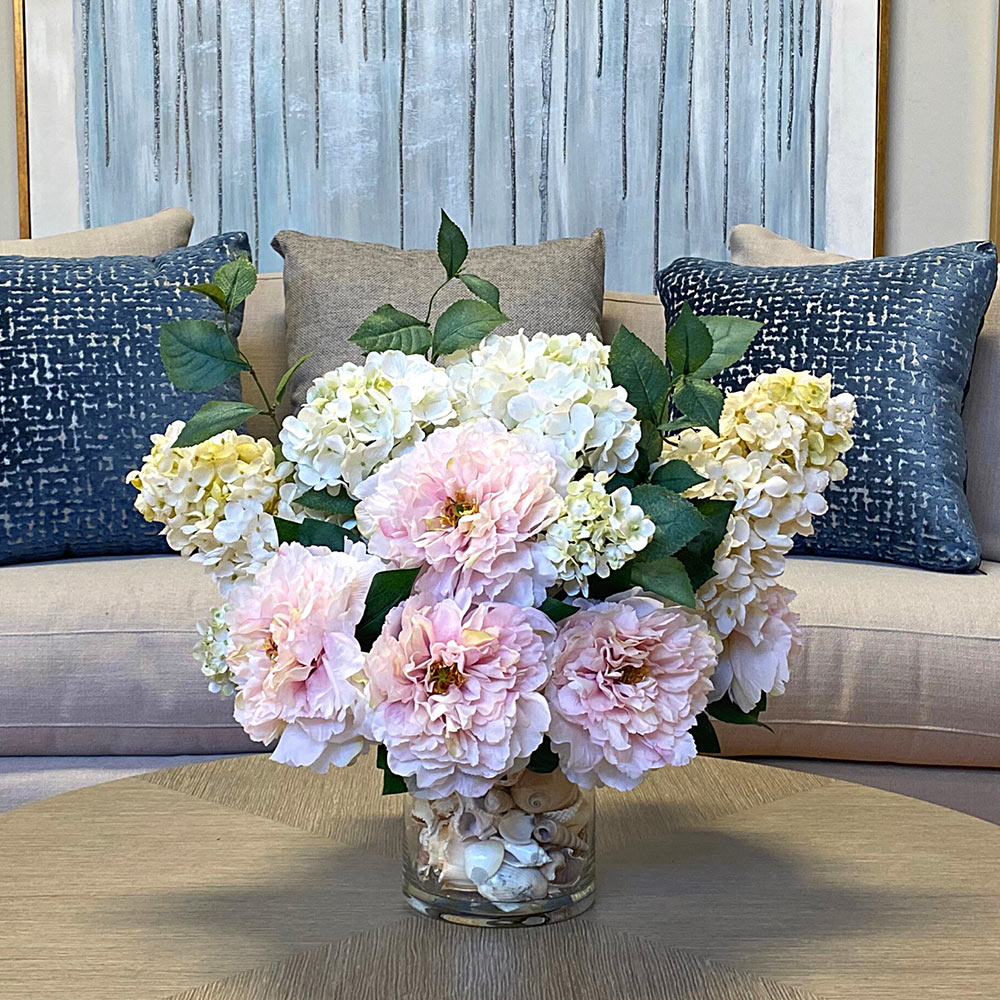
xmin=0 ymin=555 xmax=256 ymax=755
xmin=715 ymin=556 xmax=1000 ymax=766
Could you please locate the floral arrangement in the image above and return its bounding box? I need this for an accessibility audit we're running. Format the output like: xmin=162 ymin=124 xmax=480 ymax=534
xmin=129 ymin=213 xmax=855 ymax=918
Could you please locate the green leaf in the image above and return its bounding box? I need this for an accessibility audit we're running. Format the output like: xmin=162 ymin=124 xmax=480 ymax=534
xmin=630 ymin=420 xmax=662 ymax=484
xmin=274 ymin=353 xmax=312 ymax=405
xmin=432 ymin=299 xmax=508 ymax=357
xmin=377 ymin=744 xmax=408 ymax=795
xmin=659 ymin=416 xmax=701 ymax=434
xmin=587 ymin=563 xmax=633 ymax=600
xmin=356 ymin=568 xmax=420 ymax=650
xmin=675 ymin=498 xmax=736 ymax=590
xmin=173 ymin=401 xmax=260 ymax=448
xmin=457 ymin=273 xmax=500 ymax=310
xmin=630 ymin=554 xmax=697 ymax=608
xmin=651 ymin=459 xmax=707 ymax=493
xmin=526 ymin=736 xmax=560 ymax=774
xmin=274 ymin=516 xmax=361 ymax=551
xmin=665 ymin=304 xmax=713 ymax=375
xmin=437 ymin=209 xmax=469 ymax=279
xmin=608 ymin=325 xmax=672 ymax=424
xmin=273 ymin=517 xmax=300 ymax=544
xmin=604 ymin=472 xmax=637 ymax=493
xmin=691 ymin=713 xmax=721 ymax=754
xmin=159 ymin=319 xmax=249 ymax=392
xmin=213 ymin=255 xmax=258 ymax=312
xmin=180 ymin=282 xmax=228 ymax=311
xmin=674 ymin=377 xmax=725 ymax=434
xmin=294 ymin=488 xmax=357 ymax=517
xmin=539 ymin=597 xmax=578 ymax=623
xmin=298 ymin=517 xmax=361 ymax=550
xmin=631 ymin=484 xmax=708 ymax=556
xmin=350 ymin=304 xmax=432 ymax=354
xmin=692 ymin=315 xmax=762 ymax=379
xmin=706 ymin=693 xmax=772 ymax=731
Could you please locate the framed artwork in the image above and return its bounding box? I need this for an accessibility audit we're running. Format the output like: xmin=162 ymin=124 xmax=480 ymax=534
xmin=13 ymin=0 xmax=889 ymax=288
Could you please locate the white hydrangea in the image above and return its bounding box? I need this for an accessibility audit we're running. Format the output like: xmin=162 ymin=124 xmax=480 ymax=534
xmin=127 ymin=421 xmax=293 ymax=595
xmin=659 ymin=370 xmax=856 ymax=708
xmin=444 ymin=330 xmax=641 ymax=474
xmin=541 ymin=472 xmax=655 ymax=596
xmin=194 ymin=604 xmax=236 ymax=696
xmin=278 ymin=350 xmax=454 ymax=495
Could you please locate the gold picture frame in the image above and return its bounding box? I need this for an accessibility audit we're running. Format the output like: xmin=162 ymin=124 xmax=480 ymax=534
xmin=13 ymin=0 xmax=892 ymax=257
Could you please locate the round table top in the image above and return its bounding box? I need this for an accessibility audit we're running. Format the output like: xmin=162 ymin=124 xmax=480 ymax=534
xmin=1 ymin=754 xmax=998 ymax=1000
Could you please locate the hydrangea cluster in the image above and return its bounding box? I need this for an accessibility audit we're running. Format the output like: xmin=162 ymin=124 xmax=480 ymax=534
xmin=660 ymin=370 xmax=856 ymax=710
xmin=541 ymin=472 xmax=655 ymax=596
xmin=279 ymin=350 xmax=454 ymax=496
xmin=444 ymin=331 xmax=641 ymax=474
xmin=128 ymin=421 xmax=294 ymax=594
xmin=194 ymin=604 xmax=235 ymax=696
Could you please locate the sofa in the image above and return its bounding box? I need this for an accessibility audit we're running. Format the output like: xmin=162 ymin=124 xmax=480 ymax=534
xmin=2 ymin=274 xmax=998 ymax=821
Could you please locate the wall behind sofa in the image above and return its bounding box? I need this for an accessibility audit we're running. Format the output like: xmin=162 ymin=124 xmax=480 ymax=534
xmin=0 ymin=0 xmax=997 ymax=259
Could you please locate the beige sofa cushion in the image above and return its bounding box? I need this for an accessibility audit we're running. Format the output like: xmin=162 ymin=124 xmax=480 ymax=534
xmin=715 ymin=556 xmax=1000 ymax=767
xmin=728 ymin=224 xmax=1000 ymax=564
xmin=0 ymin=208 xmax=194 ymax=258
xmin=270 ymin=229 xmax=606 ymax=405
xmin=0 ymin=555 xmax=255 ymax=755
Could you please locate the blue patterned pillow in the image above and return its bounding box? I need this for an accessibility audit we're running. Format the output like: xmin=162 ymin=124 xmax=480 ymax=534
xmin=656 ymin=241 xmax=997 ymax=572
xmin=0 ymin=233 xmax=251 ymax=564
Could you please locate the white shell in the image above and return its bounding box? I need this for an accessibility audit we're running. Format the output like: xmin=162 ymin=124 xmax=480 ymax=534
xmin=541 ymin=850 xmax=566 ymax=882
xmin=483 ymin=787 xmax=514 ymax=814
xmin=503 ymin=841 xmax=551 ymax=867
xmin=430 ymin=793 xmax=461 ymax=818
xmin=410 ymin=797 xmax=435 ymax=827
xmin=455 ymin=807 xmax=497 ymax=840
xmin=477 ymin=863 xmax=548 ymax=903
xmin=497 ymin=810 xmax=535 ymax=844
xmin=464 ymin=838 xmax=506 ymax=884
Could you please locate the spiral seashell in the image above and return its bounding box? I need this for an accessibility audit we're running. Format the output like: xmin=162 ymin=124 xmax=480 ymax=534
xmin=510 ymin=769 xmax=579 ymax=814
xmin=503 ymin=840 xmax=550 ymax=867
xmin=542 ymin=794 xmax=593 ymax=834
xmin=455 ymin=807 xmax=497 ymax=840
xmin=483 ymin=787 xmax=514 ymax=815
xmin=532 ymin=818 xmax=588 ymax=854
xmin=497 ymin=809 xmax=535 ymax=844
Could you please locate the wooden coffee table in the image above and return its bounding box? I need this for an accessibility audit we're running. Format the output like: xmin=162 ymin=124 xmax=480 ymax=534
xmin=1 ymin=754 xmax=997 ymax=999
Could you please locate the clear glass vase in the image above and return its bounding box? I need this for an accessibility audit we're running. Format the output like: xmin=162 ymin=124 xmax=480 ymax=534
xmin=403 ymin=766 xmax=595 ymax=927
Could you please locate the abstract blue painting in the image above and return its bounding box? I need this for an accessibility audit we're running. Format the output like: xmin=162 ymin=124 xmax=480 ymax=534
xmin=24 ymin=1 xmax=878 ymax=290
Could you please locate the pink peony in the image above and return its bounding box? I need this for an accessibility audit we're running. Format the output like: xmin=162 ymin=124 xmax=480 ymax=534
xmin=353 ymin=418 xmax=571 ymax=606
xmin=226 ymin=541 xmax=384 ymax=772
xmin=366 ymin=593 xmax=556 ymax=798
xmin=711 ymin=584 xmax=802 ymax=712
xmin=546 ymin=589 xmax=718 ymax=791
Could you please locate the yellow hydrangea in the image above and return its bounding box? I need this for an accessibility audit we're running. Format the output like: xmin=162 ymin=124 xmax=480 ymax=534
xmin=127 ymin=421 xmax=293 ymax=593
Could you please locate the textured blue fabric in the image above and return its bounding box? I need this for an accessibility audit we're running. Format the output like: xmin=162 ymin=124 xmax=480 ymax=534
xmin=656 ymin=241 xmax=997 ymax=572
xmin=0 ymin=233 xmax=251 ymax=564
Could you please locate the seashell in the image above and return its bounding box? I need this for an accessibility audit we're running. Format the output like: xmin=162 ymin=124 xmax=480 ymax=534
xmin=532 ymin=818 xmax=588 ymax=854
xmin=510 ymin=768 xmax=579 ymax=814
xmin=552 ymin=854 xmax=585 ymax=886
xmin=430 ymin=793 xmax=462 ymax=818
xmin=455 ymin=807 xmax=497 ymax=840
xmin=543 ymin=794 xmax=593 ymax=834
xmin=410 ymin=798 xmax=435 ymax=827
xmin=540 ymin=850 xmax=565 ymax=883
xmin=497 ymin=810 xmax=534 ymax=844
xmin=464 ymin=838 xmax=506 ymax=884
xmin=483 ymin=787 xmax=514 ymax=814
xmin=495 ymin=767 xmax=526 ymax=788
xmin=477 ymin=863 xmax=548 ymax=903
xmin=503 ymin=841 xmax=551 ymax=867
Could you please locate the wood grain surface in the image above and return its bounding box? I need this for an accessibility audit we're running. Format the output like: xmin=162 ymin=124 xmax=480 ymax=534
xmin=1 ymin=754 xmax=997 ymax=999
